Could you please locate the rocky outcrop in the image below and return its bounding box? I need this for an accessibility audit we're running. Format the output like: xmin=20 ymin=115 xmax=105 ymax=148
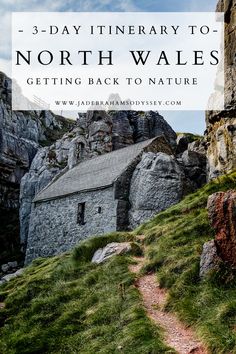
xmin=0 ymin=71 xmax=75 ymax=263
xmin=206 ymin=119 xmax=236 ymax=179
xmin=200 ymin=240 xmax=221 ymax=278
xmin=206 ymin=0 xmax=236 ymax=179
xmin=110 ymin=110 xmax=177 ymax=150
xmin=91 ymin=242 xmax=132 ymax=264
xmin=1 ymin=261 xmax=18 ymax=274
xmin=176 ymin=134 xmax=207 ymax=190
xmin=129 ymin=152 xmax=185 ymax=228
xmin=0 ymin=268 xmax=24 ymax=286
xmin=177 ymin=134 xmax=206 ymax=157
xmin=129 ymin=133 xmax=208 ymax=228
xmin=86 ymin=110 xmax=113 ymax=155
xmin=176 ymin=134 xmax=195 ymax=155
xmin=207 ymin=190 xmax=236 ymax=267
xmin=180 ymin=150 xmax=207 ymax=189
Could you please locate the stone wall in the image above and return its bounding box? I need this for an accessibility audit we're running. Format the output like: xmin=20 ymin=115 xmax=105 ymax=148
xmin=25 ymin=187 xmax=117 ymax=264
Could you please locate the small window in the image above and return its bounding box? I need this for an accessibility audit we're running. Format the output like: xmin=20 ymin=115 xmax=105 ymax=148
xmin=78 ymin=142 xmax=85 ymax=159
xmin=97 ymin=207 xmax=102 ymax=214
xmin=77 ymin=202 xmax=85 ymax=225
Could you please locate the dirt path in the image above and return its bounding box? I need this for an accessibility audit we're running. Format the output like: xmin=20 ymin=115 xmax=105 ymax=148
xmin=129 ymin=257 xmax=207 ymax=354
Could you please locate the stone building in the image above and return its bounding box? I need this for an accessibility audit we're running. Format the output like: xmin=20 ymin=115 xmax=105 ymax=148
xmin=20 ymin=109 xmax=177 ymax=251
xmin=25 ymin=136 xmax=176 ymax=263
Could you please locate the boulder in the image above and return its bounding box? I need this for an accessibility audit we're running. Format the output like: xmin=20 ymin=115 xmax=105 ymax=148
xmin=1 ymin=261 xmax=18 ymax=274
xmin=1 ymin=264 xmax=9 ymax=273
xmin=129 ymin=152 xmax=184 ymax=228
xmin=91 ymin=242 xmax=132 ymax=264
xmin=0 ymin=268 xmax=24 ymax=285
xmin=7 ymin=261 xmax=18 ymax=269
xmin=207 ymin=190 xmax=236 ymax=267
xmin=200 ymin=240 xmax=221 ymax=278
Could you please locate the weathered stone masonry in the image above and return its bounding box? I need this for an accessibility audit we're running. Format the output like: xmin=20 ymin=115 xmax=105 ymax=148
xmin=26 ymin=187 xmax=117 ymax=263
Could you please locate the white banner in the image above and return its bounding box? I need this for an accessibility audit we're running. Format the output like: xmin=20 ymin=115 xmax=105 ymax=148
xmin=12 ymin=12 xmax=224 ymax=111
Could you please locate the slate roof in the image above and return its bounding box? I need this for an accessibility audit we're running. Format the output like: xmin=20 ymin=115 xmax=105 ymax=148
xmin=34 ymin=137 xmax=159 ymax=202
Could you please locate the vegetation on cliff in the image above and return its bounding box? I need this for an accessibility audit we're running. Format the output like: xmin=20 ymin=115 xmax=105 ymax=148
xmin=0 ymin=173 xmax=236 ymax=353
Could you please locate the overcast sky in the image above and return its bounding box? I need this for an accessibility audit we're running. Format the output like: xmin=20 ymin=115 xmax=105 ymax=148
xmin=0 ymin=0 xmax=218 ymax=134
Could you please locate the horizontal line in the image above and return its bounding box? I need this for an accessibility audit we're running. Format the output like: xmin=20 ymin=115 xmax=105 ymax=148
xmin=34 ymin=184 xmax=113 ymax=203
xmin=18 ymin=30 xmax=23 ymax=32
xmin=41 ymin=30 xmax=46 ymax=32
xmin=213 ymin=30 xmax=218 ymax=32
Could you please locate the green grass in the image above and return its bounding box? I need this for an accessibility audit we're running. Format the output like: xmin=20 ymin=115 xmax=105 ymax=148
xmin=134 ymin=172 xmax=236 ymax=354
xmin=0 ymin=233 xmax=173 ymax=354
xmin=1 ymin=173 xmax=236 ymax=353
xmin=176 ymin=132 xmax=203 ymax=142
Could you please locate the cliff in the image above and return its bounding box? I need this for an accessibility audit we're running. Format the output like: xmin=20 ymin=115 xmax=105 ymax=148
xmin=206 ymin=0 xmax=236 ymax=179
xmin=0 ymin=72 xmax=75 ymax=263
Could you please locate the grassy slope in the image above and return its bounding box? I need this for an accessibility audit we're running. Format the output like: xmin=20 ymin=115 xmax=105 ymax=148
xmin=134 ymin=172 xmax=236 ymax=354
xmin=0 ymin=233 xmax=173 ymax=354
xmin=0 ymin=173 xmax=236 ymax=353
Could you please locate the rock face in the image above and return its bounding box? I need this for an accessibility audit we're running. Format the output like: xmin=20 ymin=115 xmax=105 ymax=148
xmin=207 ymin=190 xmax=236 ymax=267
xmin=206 ymin=117 xmax=236 ymax=179
xmin=91 ymin=242 xmax=132 ymax=264
xmin=176 ymin=134 xmax=207 ymax=190
xmin=0 ymin=71 xmax=75 ymax=262
xmin=180 ymin=150 xmax=207 ymax=190
xmin=86 ymin=110 xmax=113 ymax=155
xmin=206 ymin=0 xmax=236 ymax=179
xmin=129 ymin=135 xmax=207 ymax=228
xmin=176 ymin=133 xmax=195 ymax=155
xmin=129 ymin=152 xmax=185 ymax=228
xmin=110 ymin=110 xmax=177 ymax=150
